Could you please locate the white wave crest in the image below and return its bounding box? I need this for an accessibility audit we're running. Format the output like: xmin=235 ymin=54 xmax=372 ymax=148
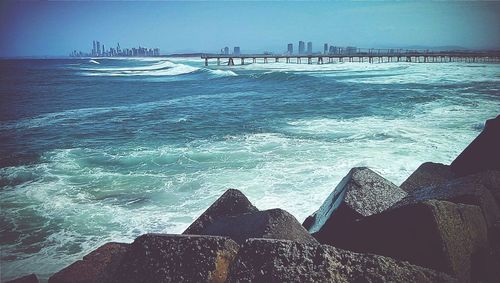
xmin=80 ymin=60 xmax=199 ymax=77
xmin=209 ymin=69 xmax=238 ymax=77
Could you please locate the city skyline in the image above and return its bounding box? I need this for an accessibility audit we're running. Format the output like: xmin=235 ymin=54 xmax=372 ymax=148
xmin=1 ymin=1 xmax=500 ymax=57
xmin=70 ymin=40 xmax=160 ymax=57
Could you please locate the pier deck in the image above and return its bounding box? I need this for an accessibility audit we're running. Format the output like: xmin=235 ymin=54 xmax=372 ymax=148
xmin=202 ymin=50 xmax=500 ymax=66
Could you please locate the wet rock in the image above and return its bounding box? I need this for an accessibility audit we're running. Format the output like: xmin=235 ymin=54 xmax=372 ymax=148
xmin=183 ymin=189 xmax=258 ymax=235
xmin=49 ymin=242 xmax=129 ymax=283
xmin=315 ymin=200 xmax=488 ymax=282
xmin=199 ymin=208 xmax=318 ymax=244
xmin=400 ymin=162 xmax=456 ymax=192
xmin=395 ymin=180 xmax=499 ymax=226
xmin=5 ymin=274 xmax=38 ymax=283
xmin=111 ymin=234 xmax=239 ymax=283
xmin=451 ymin=115 xmax=500 ymax=177
xmin=304 ymin=167 xmax=407 ymax=233
xmin=227 ymin=238 xmax=456 ymax=283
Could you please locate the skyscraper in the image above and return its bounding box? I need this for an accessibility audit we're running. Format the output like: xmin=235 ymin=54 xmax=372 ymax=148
xmin=324 ymin=43 xmax=328 ymax=54
xmin=287 ymin=43 xmax=293 ymax=54
xmin=233 ymin=46 xmax=240 ymax=55
xmin=224 ymin=47 xmax=229 ymax=55
xmin=307 ymin=42 xmax=312 ymax=54
xmin=92 ymin=41 xmax=96 ymax=56
xmin=102 ymin=44 xmax=105 ymax=56
xmin=298 ymin=41 xmax=305 ymax=54
xmin=96 ymin=41 xmax=101 ymax=56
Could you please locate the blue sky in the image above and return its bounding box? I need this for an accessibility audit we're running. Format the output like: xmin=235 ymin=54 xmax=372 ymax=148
xmin=1 ymin=1 xmax=499 ymax=56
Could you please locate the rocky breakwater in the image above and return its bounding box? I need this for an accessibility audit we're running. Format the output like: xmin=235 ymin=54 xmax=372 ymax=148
xmin=8 ymin=115 xmax=499 ymax=283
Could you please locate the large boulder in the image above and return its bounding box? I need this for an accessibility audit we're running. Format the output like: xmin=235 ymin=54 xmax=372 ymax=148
xmin=49 ymin=242 xmax=129 ymax=283
xmin=198 ymin=208 xmax=318 ymax=244
xmin=183 ymin=189 xmax=258 ymax=235
xmin=303 ymin=167 xmax=407 ymax=233
xmin=314 ymin=200 xmax=488 ymax=282
xmin=451 ymin=115 xmax=500 ymax=177
xmin=453 ymin=170 xmax=500 ymax=208
xmin=111 ymin=234 xmax=239 ymax=283
xmin=395 ymin=179 xmax=499 ymax=226
xmin=227 ymin=238 xmax=456 ymax=283
xmin=5 ymin=274 xmax=38 ymax=283
xmin=400 ymin=162 xmax=456 ymax=192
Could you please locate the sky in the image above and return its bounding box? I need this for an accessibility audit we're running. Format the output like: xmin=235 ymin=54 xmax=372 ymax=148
xmin=1 ymin=1 xmax=499 ymax=57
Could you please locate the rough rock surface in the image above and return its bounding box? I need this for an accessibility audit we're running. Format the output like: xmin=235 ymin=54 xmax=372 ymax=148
xmin=451 ymin=115 xmax=500 ymax=177
xmin=227 ymin=238 xmax=456 ymax=283
xmin=395 ymin=180 xmax=500 ymax=226
xmin=183 ymin=189 xmax=258 ymax=235
xmin=49 ymin=242 xmax=129 ymax=283
xmin=400 ymin=162 xmax=456 ymax=192
xmin=112 ymin=234 xmax=239 ymax=283
xmin=313 ymin=200 xmax=488 ymax=282
xmin=453 ymin=170 xmax=500 ymax=208
xmin=5 ymin=274 xmax=39 ymax=283
xmin=199 ymin=208 xmax=318 ymax=244
xmin=304 ymin=167 xmax=407 ymax=233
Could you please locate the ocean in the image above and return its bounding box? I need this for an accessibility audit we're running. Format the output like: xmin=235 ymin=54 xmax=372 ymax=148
xmin=0 ymin=57 xmax=499 ymax=281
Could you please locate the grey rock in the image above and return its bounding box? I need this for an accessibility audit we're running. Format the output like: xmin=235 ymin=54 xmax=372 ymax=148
xmin=453 ymin=170 xmax=500 ymax=208
xmin=400 ymin=162 xmax=456 ymax=192
xmin=200 ymin=208 xmax=318 ymax=244
xmin=49 ymin=242 xmax=129 ymax=283
xmin=451 ymin=115 xmax=500 ymax=177
xmin=111 ymin=234 xmax=239 ymax=283
xmin=5 ymin=274 xmax=38 ymax=283
xmin=314 ymin=200 xmax=488 ymax=282
xmin=304 ymin=167 xmax=407 ymax=233
xmin=183 ymin=189 xmax=258 ymax=235
xmin=395 ymin=179 xmax=500 ymax=226
xmin=227 ymin=238 xmax=456 ymax=283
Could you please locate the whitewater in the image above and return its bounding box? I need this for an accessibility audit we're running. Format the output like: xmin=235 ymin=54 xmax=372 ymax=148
xmin=0 ymin=57 xmax=499 ymax=281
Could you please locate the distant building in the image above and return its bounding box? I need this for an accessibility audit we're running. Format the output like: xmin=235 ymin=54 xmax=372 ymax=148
xmin=224 ymin=47 xmax=229 ymax=55
xmin=287 ymin=43 xmax=293 ymax=55
xmin=307 ymin=42 xmax=312 ymax=54
xmin=298 ymin=41 xmax=305 ymax=54
xmin=233 ymin=46 xmax=240 ymax=55
xmin=92 ymin=41 xmax=96 ymax=56
xmin=345 ymin=46 xmax=357 ymax=54
xmin=324 ymin=43 xmax=328 ymax=54
xmin=96 ymin=41 xmax=101 ymax=56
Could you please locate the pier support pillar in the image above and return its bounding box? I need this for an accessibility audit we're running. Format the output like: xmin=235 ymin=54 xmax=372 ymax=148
xmin=275 ymin=57 xmax=279 ymax=63
xmin=253 ymin=58 xmax=256 ymax=63
xmin=217 ymin=58 xmax=220 ymax=66
xmin=308 ymin=57 xmax=312 ymax=64
xmin=228 ymin=58 xmax=234 ymax=66
xmin=241 ymin=58 xmax=244 ymax=65
xmin=318 ymin=57 xmax=323 ymax=64
xmin=205 ymin=58 xmax=208 ymax=66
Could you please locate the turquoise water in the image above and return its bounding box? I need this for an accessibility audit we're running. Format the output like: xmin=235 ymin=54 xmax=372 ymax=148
xmin=0 ymin=58 xmax=499 ymax=281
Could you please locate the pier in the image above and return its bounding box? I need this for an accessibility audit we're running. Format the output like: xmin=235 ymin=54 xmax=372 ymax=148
xmin=202 ymin=49 xmax=500 ymax=66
